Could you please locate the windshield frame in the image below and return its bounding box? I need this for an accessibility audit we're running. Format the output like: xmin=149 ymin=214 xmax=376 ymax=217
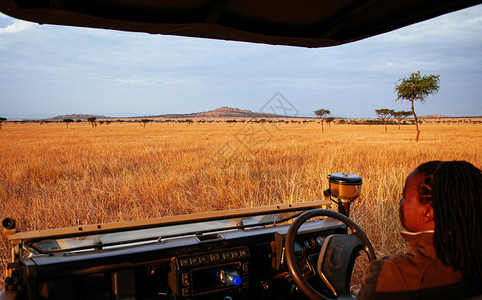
xmin=9 ymin=200 xmax=331 ymax=255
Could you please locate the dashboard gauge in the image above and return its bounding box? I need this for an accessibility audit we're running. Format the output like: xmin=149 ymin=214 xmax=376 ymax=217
xmin=315 ymin=236 xmax=324 ymax=247
xmin=293 ymin=241 xmax=305 ymax=262
xmin=303 ymin=238 xmax=315 ymax=249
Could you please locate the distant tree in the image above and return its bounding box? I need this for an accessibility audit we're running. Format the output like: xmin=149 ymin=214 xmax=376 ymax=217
xmin=140 ymin=119 xmax=151 ymax=128
xmin=392 ymin=110 xmax=413 ymax=130
xmin=314 ymin=109 xmax=331 ymax=133
xmin=87 ymin=117 xmax=97 ymax=128
xmin=395 ymin=71 xmax=440 ymax=141
xmin=0 ymin=117 xmax=6 ymax=130
xmin=63 ymin=118 xmax=74 ymax=128
xmin=325 ymin=117 xmax=335 ymax=127
xmin=375 ymin=109 xmax=394 ymax=132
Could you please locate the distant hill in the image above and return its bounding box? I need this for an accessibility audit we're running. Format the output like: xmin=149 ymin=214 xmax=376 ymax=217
xmin=139 ymin=107 xmax=285 ymax=119
xmin=47 ymin=114 xmax=109 ymax=121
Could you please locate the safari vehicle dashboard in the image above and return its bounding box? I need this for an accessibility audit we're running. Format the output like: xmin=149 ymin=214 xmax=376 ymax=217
xmin=3 ymin=201 xmax=354 ymax=300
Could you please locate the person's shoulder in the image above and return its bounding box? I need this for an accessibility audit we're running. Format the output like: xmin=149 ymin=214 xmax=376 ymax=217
xmin=357 ymin=259 xmax=408 ymax=300
xmin=374 ymin=257 xmax=408 ymax=289
xmin=360 ymin=258 xmax=408 ymax=290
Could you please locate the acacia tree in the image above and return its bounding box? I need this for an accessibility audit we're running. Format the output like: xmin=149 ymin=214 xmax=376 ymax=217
xmin=375 ymin=109 xmax=394 ymax=132
xmin=87 ymin=117 xmax=97 ymax=128
xmin=140 ymin=119 xmax=151 ymax=128
xmin=314 ymin=109 xmax=331 ymax=133
xmin=392 ymin=110 xmax=413 ymax=130
xmin=395 ymin=71 xmax=440 ymax=141
xmin=63 ymin=118 xmax=74 ymax=128
xmin=0 ymin=117 xmax=6 ymax=130
xmin=325 ymin=117 xmax=335 ymax=127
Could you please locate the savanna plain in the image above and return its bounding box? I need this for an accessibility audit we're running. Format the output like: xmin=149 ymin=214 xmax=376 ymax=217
xmin=1 ymin=121 xmax=481 ymax=287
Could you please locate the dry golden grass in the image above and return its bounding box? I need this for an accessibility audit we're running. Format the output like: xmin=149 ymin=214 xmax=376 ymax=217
xmin=0 ymin=121 xmax=480 ymax=285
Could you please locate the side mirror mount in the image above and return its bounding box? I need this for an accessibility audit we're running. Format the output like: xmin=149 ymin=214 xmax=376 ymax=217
xmin=326 ymin=173 xmax=363 ymax=217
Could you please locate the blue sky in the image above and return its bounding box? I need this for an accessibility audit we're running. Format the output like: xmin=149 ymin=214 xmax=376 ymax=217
xmin=1 ymin=5 xmax=481 ymax=119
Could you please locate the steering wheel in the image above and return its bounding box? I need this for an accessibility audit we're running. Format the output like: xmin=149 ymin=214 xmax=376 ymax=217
xmin=285 ymin=209 xmax=376 ymax=300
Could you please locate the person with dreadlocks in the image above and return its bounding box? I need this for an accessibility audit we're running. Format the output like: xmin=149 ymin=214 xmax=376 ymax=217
xmin=357 ymin=160 xmax=482 ymax=299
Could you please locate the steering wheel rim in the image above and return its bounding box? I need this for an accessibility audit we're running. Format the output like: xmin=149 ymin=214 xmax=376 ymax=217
xmin=285 ymin=209 xmax=376 ymax=300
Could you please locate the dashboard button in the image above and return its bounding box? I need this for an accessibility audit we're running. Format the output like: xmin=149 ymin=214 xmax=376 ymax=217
xmin=190 ymin=257 xmax=201 ymax=265
xmin=242 ymin=263 xmax=249 ymax=272
xmin=180 ymin=258 xmax=190 ymax=266
xmin=210 ymin=253 xmax=220 ymax=261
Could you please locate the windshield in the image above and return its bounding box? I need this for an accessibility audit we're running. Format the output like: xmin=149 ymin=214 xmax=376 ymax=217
xmin=27 ymin=211 xmax=301 ymax=254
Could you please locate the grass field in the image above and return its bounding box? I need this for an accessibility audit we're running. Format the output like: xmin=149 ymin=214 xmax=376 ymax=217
xmin=0 ymin=121 xmax=480 ymax=287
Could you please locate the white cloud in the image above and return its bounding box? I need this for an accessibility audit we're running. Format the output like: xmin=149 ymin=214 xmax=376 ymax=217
xmin=0 ymin=16 xmax=36 ymax=34
xmin=109 ymin=76 xmax=186 ymax=85
xmin=377 ymin=5 xmax=482 ymax=44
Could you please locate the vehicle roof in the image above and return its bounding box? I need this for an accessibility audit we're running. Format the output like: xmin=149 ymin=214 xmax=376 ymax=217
xmin=1 ymin=0 xmax=481 ymax=47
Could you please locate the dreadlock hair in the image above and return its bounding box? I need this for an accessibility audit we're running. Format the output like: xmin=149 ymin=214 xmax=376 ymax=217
xmin=414 ymin=160 xmax=482 ymax=279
